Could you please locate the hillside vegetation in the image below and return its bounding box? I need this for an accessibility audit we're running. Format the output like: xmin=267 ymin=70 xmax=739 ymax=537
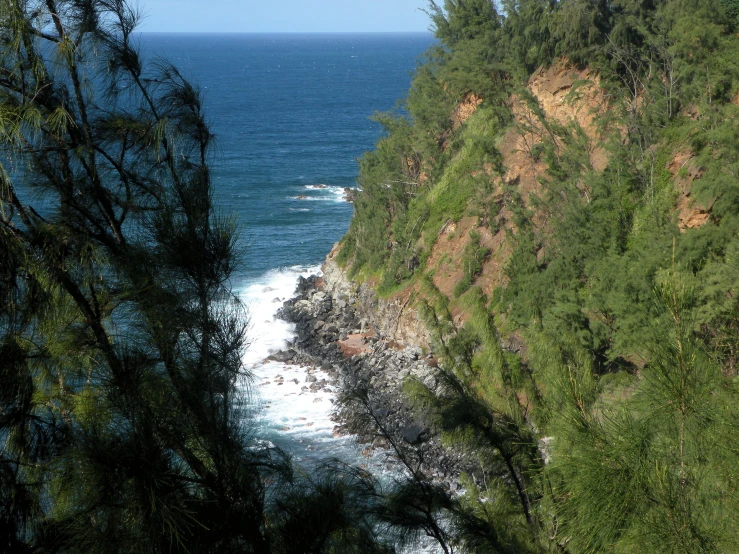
xmin=338 ymin=0 xmax=739 ymax=551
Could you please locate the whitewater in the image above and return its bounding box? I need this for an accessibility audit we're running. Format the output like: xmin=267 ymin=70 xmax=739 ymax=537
xmin=237 ymin=266 xmax=441 ymax=554
xmin=238 ymin=265 xmax=352 ymax=460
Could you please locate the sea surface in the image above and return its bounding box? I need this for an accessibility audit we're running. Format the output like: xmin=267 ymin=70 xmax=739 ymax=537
xmin=140 ymin=33 xmax=432 ymax=277
xmin=138 ymin=34 xmax=434 ymax=464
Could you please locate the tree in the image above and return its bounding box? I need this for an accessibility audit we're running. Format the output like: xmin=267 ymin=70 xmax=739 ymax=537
xmin=0 ymin=0 xmax=275 ymax=550
xmin=426 ymin=0 xmax=501 ymax=47
xmin=551 ymin=268 xmax=739 ymax=553
xmin=0 ymin=2 xmax=387 ymax=552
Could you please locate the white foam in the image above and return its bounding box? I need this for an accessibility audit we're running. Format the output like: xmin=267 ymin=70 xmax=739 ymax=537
xmin=237 ymin=265 xmax=318 ymax=368
xmin=290 ymin=195 xmax=325 ymax=201
xmin=236 ymin=266 xmax=357 ymax=459
xmin=252 ymin=361 xmax=343 ymax=440
xmin=236 ymin=268 xmax=446 ymax=551
xmin=327 ymin=185 xmax=351 ymax=203
xmin=300 ymin=184 xmax=352 ymax=204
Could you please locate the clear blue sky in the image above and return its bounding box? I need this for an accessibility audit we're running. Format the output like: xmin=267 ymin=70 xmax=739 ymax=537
xmin=138 ymin=0 xmax=432 ymax=33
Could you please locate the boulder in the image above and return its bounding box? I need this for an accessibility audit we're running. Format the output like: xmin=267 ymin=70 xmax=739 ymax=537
xmin=400 ymin=423 xmax=428 ymax=445
xmin=266 ymin=349 xmax=296 ymax=363
xmin=295 ymin=300 xmax=312 ymax=311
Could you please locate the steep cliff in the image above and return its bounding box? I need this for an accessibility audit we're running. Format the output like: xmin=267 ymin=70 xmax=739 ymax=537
xmin=322 ymin=245 xmax=432 ymax=349
xmin=325 ymin=2 xmax=739 ymax=551
xmin=332 ymin=61 xmax=619 ymax=345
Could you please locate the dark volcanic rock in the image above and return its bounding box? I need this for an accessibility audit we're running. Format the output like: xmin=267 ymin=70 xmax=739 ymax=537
xmin=266 ymin=349 xmax=296 ymax=363
xmin=275 ymin=266 xmax=474 ymax=492
xmin=400 ymin=423 xmax=428 ymax=445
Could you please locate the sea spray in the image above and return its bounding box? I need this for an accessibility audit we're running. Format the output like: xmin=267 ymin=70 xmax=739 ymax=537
xmin=237 ymin=266 xmax=354 ymax=462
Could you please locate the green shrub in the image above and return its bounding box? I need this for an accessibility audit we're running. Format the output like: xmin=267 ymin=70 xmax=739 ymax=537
xmin=453 ymin=231 xmax=490 ymax=297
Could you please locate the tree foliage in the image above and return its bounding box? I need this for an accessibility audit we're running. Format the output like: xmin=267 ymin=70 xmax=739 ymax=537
xmin=0 ymin=2 xmax=391 ymax=552
xmin=336 ymin=0 xmax=739 ymax=551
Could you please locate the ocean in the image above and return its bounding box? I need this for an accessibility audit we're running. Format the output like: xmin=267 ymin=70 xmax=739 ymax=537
xmin=140 ymin=33 xmax=432 ymax=277
xmin=137 ymin=33 xmax=434 ymax=465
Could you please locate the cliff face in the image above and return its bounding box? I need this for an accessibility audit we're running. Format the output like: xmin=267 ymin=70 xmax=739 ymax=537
xmin=317 ymin=6 xmax=739 ymax=548
xmin=333 ymin=63 xmax=618 ymax=347
xmin=335 ymin=57 xmax=738 ymax=368
xmin=427 ymin=62 xmax=616 ymax=304
xmin=322 ymin=245 xmax=431 ymax=349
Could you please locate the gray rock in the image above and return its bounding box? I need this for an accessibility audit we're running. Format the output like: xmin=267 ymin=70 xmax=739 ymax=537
xmin=266 ymin=349 xmax=296 ymax=363
xmin=296 ymin=300 xmax=312 ymax=311
xmin=274 ymin=263 xmax=475 ymax=490
xmin=400 ymin=423 xmax=427 ymax=445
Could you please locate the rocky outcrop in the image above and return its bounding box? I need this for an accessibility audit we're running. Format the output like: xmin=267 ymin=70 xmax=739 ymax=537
xmin=342 ymin=187 xmax=357 ymax=202
xmin=274 ymin=265 xmax=471 ymax=486
xmin=322 ymin=248 xmax=432 ymax=349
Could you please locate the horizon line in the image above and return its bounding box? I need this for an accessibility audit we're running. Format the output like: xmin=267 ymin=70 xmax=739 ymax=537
xmin=136 ymin=30 xmax=434 ymax=35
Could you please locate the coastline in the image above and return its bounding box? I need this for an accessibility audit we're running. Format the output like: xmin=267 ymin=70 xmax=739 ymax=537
xmin=270 ymin=253 xmax=474 ymax=489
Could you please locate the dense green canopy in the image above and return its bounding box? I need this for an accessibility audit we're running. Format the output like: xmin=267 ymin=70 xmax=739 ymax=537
xmin=338 ymin=0 xmax=739 ymax=551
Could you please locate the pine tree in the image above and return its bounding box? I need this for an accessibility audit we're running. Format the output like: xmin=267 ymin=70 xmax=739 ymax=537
xmin=0 ymin=1 xmax=274 ymax=550
xmin=550 ymin=266 xmax=739 ymax=553
xmin=0 ymin=2 xmax=389 ymax=552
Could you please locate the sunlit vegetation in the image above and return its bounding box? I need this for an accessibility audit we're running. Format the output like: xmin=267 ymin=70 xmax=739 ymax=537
xmin=339 ymin=0 xmax=739 ymax=551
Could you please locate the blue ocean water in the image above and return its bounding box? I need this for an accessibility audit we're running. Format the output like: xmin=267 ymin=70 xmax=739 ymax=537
xmin=139 ymin=33 xmax=433 ymax=282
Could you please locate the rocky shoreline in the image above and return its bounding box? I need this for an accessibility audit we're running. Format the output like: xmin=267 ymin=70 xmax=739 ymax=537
xmin=271 ymin=260 xmax=473 ymax=488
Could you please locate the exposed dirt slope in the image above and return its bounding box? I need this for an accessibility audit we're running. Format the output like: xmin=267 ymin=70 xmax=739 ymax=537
xmin=340 ymin=62 xmax=714 ymax=347
xmin=668 ymin=150 xmax=713 ymax=232
xmin=430 ymin=62 xmax=615 ymax=301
